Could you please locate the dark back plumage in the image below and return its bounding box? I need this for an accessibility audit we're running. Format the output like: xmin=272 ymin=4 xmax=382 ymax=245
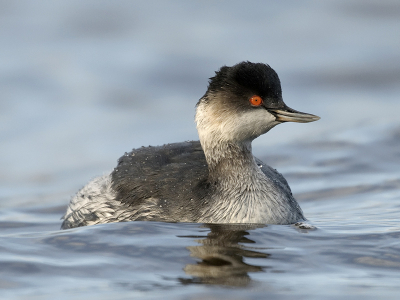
xmin=111 ymin=141 xmax=213 ymax=221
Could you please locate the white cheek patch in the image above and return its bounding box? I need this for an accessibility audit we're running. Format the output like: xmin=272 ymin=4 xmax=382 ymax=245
xmin=196 ymin=101 xmax=278 ymax=143
xmin=224 ymin=109 xmax=277 ymax=141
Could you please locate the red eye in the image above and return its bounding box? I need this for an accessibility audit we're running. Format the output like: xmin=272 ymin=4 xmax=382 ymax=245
xmin=249 ymin=95 xmax=263 ymax=106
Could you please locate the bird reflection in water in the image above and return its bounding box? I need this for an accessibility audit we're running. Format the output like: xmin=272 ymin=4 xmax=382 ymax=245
xmin=178 ymin=224 xmax=269 ymax=287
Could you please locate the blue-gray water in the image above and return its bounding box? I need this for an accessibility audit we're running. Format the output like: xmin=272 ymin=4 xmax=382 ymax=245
xmin=1 ymin=1 xmax=400 ymax=299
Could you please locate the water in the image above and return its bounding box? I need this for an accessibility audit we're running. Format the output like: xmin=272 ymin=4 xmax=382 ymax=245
xmin=1 ymin=1 xmax=400 ymax=299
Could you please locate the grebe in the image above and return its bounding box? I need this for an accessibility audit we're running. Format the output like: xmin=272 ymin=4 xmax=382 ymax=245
xmin=61 ymin=61 xmax=319 ymax=229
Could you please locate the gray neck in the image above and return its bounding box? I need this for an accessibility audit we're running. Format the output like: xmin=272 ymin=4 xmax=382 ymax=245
xmin=202 ymin=140 xmax=260 ymax=183
xmin=195 ymin=98 xmax=262 ymax=184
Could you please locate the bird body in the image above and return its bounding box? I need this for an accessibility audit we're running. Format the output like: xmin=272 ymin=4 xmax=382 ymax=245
xmin=61 ymin=62 xmax=319 ymax=229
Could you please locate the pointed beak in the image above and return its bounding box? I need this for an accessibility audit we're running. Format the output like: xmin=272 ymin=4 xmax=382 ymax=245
xmin=269 ymin=106 xmax=320 ymax=123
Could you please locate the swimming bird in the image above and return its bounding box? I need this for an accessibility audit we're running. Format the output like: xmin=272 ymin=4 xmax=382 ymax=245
xmin=61 ymin=61 xmax=319 ymax=229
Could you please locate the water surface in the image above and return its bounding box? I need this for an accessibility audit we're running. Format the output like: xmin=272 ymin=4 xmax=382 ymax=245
xmin=1 ymin=1 xmax=400 ymax=299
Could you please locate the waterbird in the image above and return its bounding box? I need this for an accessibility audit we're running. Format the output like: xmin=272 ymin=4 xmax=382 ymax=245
xmin=61 ymin=61 xmax=320 ymax=229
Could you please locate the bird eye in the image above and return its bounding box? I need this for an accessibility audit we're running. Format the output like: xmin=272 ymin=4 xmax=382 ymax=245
xmin=249 ymin=95 xmax=263 ymax=106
